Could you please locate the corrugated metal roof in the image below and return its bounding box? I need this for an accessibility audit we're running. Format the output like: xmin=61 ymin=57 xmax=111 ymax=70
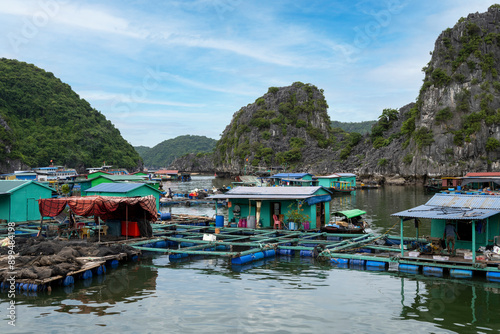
xmin=465 ymin=172 xmax=500 ymax=177
xmin=335 ymin=209 xmax=366 ymax=218
xmin=425 ymin=193 xmax=500 ymax=209
xmin=208 ymin=186 xmax=324 ymax=200
xmin=335 ymin=173 xmax=356 ymax=177
xmin=86 ymin=183 xmax=143 ymax=193
xmin=392 ymin=205 xmax=499 ymax=220
xmin=314 ymin=174 xmax=340 ymax=179
xmin=272 ymin=173 xmax=312 ymax=179
xmin=0 ymin=180 xmax=29 ymax=194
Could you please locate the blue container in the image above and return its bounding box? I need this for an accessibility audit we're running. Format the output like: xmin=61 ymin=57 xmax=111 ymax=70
xmin=486 ymin=272 xmax=500 ymax=282
xmin=366 ymin=261 xmax=387 ymax=270
xmin=278 ymin=249 xmax=294 ymax=256
xmin=215 ymin=215 xmax=224 ymax=227
xmin=351 ymin=259 xmax=365 ymax=266
xmin=109 ymin=260 xmax=119 ymax=268
xmin=399 ymin=264 xmax=419 ymax=273
xmin=160 ymin=212 xmax=171 ymax=220
xmin=264 ymin=249 xmax=275 ymax=258
xmin=155 ymin=241 xmax=167 ymax=248
xmin=82 ymin=270 xmax=93 ymax=280
xmin=300 ymin=250 xmax=313 ymax=257
xmin=169 ymin=253 xmax=188 ymax=260
xmin=331 ymin=258 xmax=349 ymax=265
xmin=450 ymin=269 xmax=472 ymax=278
xmin=232 ymin=254 xmax=253 ymax=265
xmin=63 ymin=276 xmax=74 ymax=286
xmin=423 ymin=266 xmax=443 ymax=277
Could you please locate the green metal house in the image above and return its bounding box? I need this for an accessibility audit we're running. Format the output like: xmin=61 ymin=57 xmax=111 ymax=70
xmin=314 ymin=173 xmax=357 ymax=193
xmin=392 ymin=193 xmax=500 ymax=262
xmin=85 ymin=183 xmax=162 ymax=211
xmin=80 ymin=174 xmax=158 ymax=195
xmin=0 ymin=180 xmax=54 ymax=222
xmin=208 ymin=186 xmax=332 ymax=229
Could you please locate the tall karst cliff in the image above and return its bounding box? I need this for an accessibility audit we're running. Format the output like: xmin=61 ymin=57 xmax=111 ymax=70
xmin=344 ymin=5 xmax=500 ymax=179
xmin=212 ymin=82 xmax=350 ymax=174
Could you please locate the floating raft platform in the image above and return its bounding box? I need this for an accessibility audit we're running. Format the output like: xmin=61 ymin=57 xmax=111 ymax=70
xmin=128 ymin=223 xmax=500 ymax=280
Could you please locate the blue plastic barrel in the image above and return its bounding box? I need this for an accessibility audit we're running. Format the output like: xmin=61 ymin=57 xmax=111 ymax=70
xmin=351 ymin=259 xmax=365 ymax=266
xmin=300 ymin=250 xmax=313 ymax=257
xmin=450 ymin=269 xmax=472 ymax=278
xmin=399 ymin=264 xmax=419 ymax=273
xmin=63 ymin=276 xmax=74 ymax=286
xmin=423 ymin=266 xmax=443 ymax=277
xmin=215 ymin=215 xmax=224 ymax=227
xmin=486 ymin=272 xmax=500 ymax=282
xmin=331 ymin=258 xmax=349 ymax=265
xmin=160 ymin=212 xmax=171 ymax=220
xmin=366 ymin=261 xmax=387 ymax=270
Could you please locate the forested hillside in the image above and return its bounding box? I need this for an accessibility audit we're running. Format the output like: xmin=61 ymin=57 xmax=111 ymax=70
xmin=0 ymin=58 xmax=141 ymax=172
xmin=138 ymin=135 xmax=217 ymax=168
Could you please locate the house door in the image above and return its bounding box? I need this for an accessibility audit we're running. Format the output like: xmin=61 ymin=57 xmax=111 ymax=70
xmin=316 ymin=202 xmax=325 ymax=228
xmin=26 ymin=198 xmax=38 ymax=221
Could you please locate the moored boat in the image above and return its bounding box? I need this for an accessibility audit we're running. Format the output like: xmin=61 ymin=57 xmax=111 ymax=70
xmin=321 ymin=209 xmax=368 ymax=234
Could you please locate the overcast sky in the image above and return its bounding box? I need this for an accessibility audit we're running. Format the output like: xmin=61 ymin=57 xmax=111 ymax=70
xmin=0 ymin=0 xmax=495 ymax=147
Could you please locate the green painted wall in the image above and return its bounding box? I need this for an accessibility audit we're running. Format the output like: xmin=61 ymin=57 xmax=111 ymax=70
xmin=431 ymin=216 xmax=500 ymax=250
xmin=5 ymin=183 xmax=53 ymax=222
xmin=226 ymin=191 xmax=330 ymax=229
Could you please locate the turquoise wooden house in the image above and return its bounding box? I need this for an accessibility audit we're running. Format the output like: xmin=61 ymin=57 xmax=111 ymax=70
xmin=314 ymin=173 xmax=357 ymax=193
xmin=392 ymin=193 xmax=500 ymax=263
xmin=80 ymin=174 xmax=158 ymax=195
xmin=208 ymin=186 xmax=332 ymax=229
xmin=85 ymin=183 xmax=162 ymax=211
xmin=0 ymin=180 xmax=54 ymax=222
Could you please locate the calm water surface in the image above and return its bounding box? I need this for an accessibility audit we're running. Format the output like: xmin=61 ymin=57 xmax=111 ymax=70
xmin=2 ymin=177 xmax=499 ymax=333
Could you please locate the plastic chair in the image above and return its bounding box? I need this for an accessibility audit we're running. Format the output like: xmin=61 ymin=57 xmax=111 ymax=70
xmin=273 ymin=215 xmax=282 ymax=230
xmin=79 ymin=227 xmax=92 ymax=239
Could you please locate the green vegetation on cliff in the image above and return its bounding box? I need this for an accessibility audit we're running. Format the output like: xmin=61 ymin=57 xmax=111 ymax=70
xmin=139 ymin=135 xmax=217 ymax=168
xmin=0 ymin=58 xmax=141 ymax=170
xmin=331 ymin=120 xmax=376 ymax=134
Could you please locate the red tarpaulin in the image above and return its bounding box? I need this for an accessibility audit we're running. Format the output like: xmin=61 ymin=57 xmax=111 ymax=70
xmin=38 ymin=195 xmax=158 ymax=221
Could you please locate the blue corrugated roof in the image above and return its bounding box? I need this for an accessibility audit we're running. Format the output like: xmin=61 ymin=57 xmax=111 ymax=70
xmin=86 ymin=183 xmax=143 ymax=193
xmin=208 ymin=186 xmax=330 ymax=200
xmin=425 ymin=193 xmax=500 ymax=209
xmin=392 ymin=193 xmax=500 ymax=220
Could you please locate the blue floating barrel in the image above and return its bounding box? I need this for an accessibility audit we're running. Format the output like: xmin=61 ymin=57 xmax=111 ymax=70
xmin=253 ymin=252 xmax=264 ymax=261
xmin=22 ymin=283 xmax=28 ymax=291
xmin=331 ymin=258 xmax=349 ymax=265
xmin=232 ymin=254 xmax=253 ymax=265
xmin=160 ymin=212 xmax=171 ymax=220
xmin=486 ymin=272 xmax=500 ymax=282
xmin=109 ymin=260 xmax=119 ymax=268
xmin=82 ymin=270 xmax=93 ymax=280
xmin=131 ymin=255 xmax=139 ymax=262
xmin=215 ymin=215 xmax=224 ymax=227
xmin=450 ymin=269 xmax=473 ymax=278
xmin=300 ymin=250 xmax=313 ymax=257
xmin=169 ymin=253 xmax=188 ymax=260
xmin=423 ymin=266 xmax=444 ymax=277
xmin=155 ymin=241 xmax=167 ymax=248
xmin=351 ymin=259 xmax=365 ymax=266
xmin=263 ymin=249 xmax=275 ymax=258
xmin=399 ymin=264 xmax=419 ymax=273
xmin=366 ymin=261 xmax=387 ymax=270
xmin=31 ymin=284 xmax=37 ymax=292
xmin=279 ymin=249 xmax=294 ymax=256
xmin=63 ymin=276 xmax=74 ymax=286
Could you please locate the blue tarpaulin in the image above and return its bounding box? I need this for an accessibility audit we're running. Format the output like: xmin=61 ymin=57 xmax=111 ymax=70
xmin=304 ymin=194 xmax=331 ymax=205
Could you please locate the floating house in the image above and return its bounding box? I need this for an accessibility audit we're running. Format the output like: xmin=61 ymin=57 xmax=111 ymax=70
xmin=208 ymin=186 xmax=332 ymax=229
xmin=460 ymin=172 xmax=500 ymax=191
xmin=80 ymin=174 xmax=158 ymax=195
xmin=34 ymin=166 xmax=78 ymax=181
xmin=0 ymin=180 xmax=54 ymax=222
xmin=267 ymin=173 xmax=317 ymax=187
xmin=392 ymin=193 xmax=500 ymax=263
xmin=85 ymin=183 xmax=162 ymax=211
xmin=314 ymin=173 xmax=357 ymax=193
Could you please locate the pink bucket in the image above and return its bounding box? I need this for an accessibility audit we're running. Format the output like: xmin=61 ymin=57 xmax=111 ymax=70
xmin=238 ymin=218 xmax=247 ymax=228
xmin=303 ymin=222 xmax=310 ymax=230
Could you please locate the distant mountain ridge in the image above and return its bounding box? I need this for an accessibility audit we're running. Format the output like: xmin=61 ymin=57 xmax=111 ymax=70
xmin=136 ymin=135 xmax=217 ymax=168
xmin=331 ymin=120 xmax=376 ymax=134
xmin=0 ymin=58 xmax=142 ymax=173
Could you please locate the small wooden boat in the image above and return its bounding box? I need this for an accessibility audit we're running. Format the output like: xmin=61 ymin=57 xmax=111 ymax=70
xmin=424 ymin=178 xmax=442 ymax=192
xmin=321 ymin=209 xmax=368 ymax=234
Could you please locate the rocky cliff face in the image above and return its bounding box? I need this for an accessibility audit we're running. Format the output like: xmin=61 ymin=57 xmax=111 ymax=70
xmin=341 ymin=5 xmax=500 ymax=181
xmin=211 ymin=82 xmax=346 ymax=174
xmin=172 ymin=6 xmax=500 ymax=181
